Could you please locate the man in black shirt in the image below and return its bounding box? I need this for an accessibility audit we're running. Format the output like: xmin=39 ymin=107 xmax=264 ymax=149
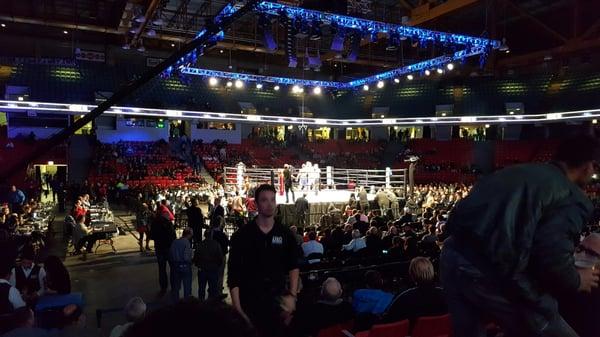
xmin=294 ymin=194 xmax=309 ymax=227
xmin=228 ymin=184 xmax=299 ymax=337
xmin=186 ymin=198 xmax=206 ymax=248
xmin=283 ymin=164 xmax=295 ymax=204
xmin=151 ymin=213 xmax=176 ymax=295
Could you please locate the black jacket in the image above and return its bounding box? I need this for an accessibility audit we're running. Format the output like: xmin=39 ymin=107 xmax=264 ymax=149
xmin=151 ymin=216 xmax=176 ymax=252
xmin=446 ymin=163 xmax=592 ymax=318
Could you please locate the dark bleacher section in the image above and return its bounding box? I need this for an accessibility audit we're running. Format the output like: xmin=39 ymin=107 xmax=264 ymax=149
xmin=3 ymin=59 xmax=600 ymax=117
xmin=494 ymin=140 xmax=560 ymax=168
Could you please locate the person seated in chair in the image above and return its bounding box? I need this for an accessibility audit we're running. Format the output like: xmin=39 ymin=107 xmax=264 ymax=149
xmin=352 ymin=270 xmax=393 ymax=316
xmin=291 ymin=277 xmax=354 ymax=337
xmin=383 ymin=257 xmax=447 ymax=326
xmin=72 ymin=214 xmax=97 ymax=257
xmin=301 ymin=231 xmax=324 ymax=264
xmin=10 ymin=247 xmax=45 ymax=305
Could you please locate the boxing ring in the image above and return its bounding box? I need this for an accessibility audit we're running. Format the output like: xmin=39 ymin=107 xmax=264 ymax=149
xmin=223 ymin=165 xmax=408 ymax=226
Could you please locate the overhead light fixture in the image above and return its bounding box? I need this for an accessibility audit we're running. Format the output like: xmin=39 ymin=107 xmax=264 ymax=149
xmin=441 ymin=112 xmax=447 ymax=117
xmin=220 ymin=50 xmax=224 ymax=54
xmin=274 ymin=85 xmax=280 ymax=91
xmin=256 ymin=83 xmax=263 ymax=89
xmin=407 ymin=74 xmax=414 ymax=81
xmin=394 ymin=78 xmax=400 ymax=84
xmin=122 ymin=44 xmax=131 ymax=50
xmin=152 ymin=18 xmax=164 ymax=26
xmin=485 ymin=124 xmax=490 ymax=128
xmin=363 ymin=84 xmax=369 ymax=91
xmin=171 ymin=43 xmax=175 ymax=47
xmin=146 ymin=29 xmax=156 ymax=37
xmin=226 ymin=81 xmax=233 ymax=88
xmin=137 ymin=43 xmax=145 ymax=52
xmin=425 ymin=70 xmax=431 ymax=76
xmin=292 ymin=85 xmax=301 ymax=93
xmin=509 ymin=111 xmax=515 ymax=115
xmin=208 ymin=77 xmax=218 ymax=86
xmin=63 ymin=30 xmax=68 ymax=34
xmin=377 ymin=81 xmax=385 ymax=89
xmin=234 ymin=80 xmax=244 ymax=89
xmin=17 ymin=96 xmax=23 ymax=101
xmin=135 ymin=15 xmax=146 ymax=23
xmin=436 ymin=68 xmax=443 ymax=74
xmin=446 ymin=63 xmax=454 ymax=71
xmin=0 ymin=24 xmax=6 ymax=28
xmin=313 ymin=86 xmax=322 ymax=95
xmin=593 ymin=119 xmax=598 ymax=125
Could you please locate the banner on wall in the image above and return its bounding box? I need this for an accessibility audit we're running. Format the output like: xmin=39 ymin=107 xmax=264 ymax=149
xmin=75 ymin=49 xmax=105 ymax=63
xmin=146 ymin=57 xmax=165 ymax=67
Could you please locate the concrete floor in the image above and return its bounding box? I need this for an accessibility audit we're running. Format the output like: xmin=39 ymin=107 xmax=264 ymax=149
xmin=53 ymin=208 xmax=225 ymax=336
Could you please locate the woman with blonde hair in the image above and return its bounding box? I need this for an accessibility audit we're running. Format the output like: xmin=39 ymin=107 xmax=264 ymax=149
xmin=383 ymin=257 xmax=447 ymax=325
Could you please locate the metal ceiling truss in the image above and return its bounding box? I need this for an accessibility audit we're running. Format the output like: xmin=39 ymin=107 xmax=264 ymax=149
xmin=164 ymin=1 xmax=500 ymax=89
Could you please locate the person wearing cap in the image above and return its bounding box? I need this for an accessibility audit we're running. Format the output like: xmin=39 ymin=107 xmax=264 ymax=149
xmin=441 ymin=135 xmax=600 ymax=337
xmin=9 ymin=247 xmax=46 ymax=301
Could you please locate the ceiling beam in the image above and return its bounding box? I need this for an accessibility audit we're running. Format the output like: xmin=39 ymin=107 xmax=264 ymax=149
xmin=500 ymin=0 xmax=568 ymax=43
xmin=497 ymin=37 xmax=600 ymax=68
xmin=166 ymin=0 xmax=192 ymax=28
xmin=580 ymin=17 xmax=600 ymax=40
xmin=405 ymin=0 xmax=479 ymax=26
xmin=130 ymin=0 xmax=161 ymax=46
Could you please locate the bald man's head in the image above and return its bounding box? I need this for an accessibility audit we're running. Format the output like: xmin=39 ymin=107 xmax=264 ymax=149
xmin=575 ymin=233 xmax=600 ymax=268
xmin=320 ymin=277 xmax=343 ymax=303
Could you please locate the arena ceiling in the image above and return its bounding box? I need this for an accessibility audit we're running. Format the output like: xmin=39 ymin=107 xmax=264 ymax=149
xmin=0 ymin=0 xmax=598 ymax=74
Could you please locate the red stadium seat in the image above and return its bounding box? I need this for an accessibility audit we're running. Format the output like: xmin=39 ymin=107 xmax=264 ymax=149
xmin=353 ymin=320 xmax=409 ymax=337
xmin=411 ymin=314 xmax=452 ymax=337
xmin=316 ymin=321 xmax=354 ymax=337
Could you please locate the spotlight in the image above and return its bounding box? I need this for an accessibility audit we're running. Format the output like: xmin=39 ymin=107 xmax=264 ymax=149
xmin=394 ymin=78 xmax=400 ymax=84
xmin=152 ymin=18 xmax=164 ymax=26
xmin=498 ymin=37 xmax=509 ymax=52
xmin=135 ymin=15 xmax=146 ymax=23
xmin=171 ymin=43 xmax=175 ymax=47
xmin=446 ymin=63 xmax=454 ymax=71
xmin=63 ymin=30 xmax=68 ymax=34
xmin=208 ymin=77 xmax=218 ymax=86
xmin=437 ymin=68 xmax=443 ymax=74
xmin=377 ymin=81 xmax=384 ymax=89
xmin=309 ymin=21 xmax=322 ymax=41
xmin=292 ymin=85 xmax=301 ymax=93
xmin=485 ymin=124 xmax=490 ymax=128
xmin=220 ymin=50 xmax=224 ymax=54
xmin=298 ymin=87 xmax=304 ymax=93
xmin=234 ymin=80 xmax=244 ymax=89
xmin=122 ymin=44 xmax=131 ymax=50
xmin=0 ymin=24 xmax=6 ymax=28
xmin=407 ymin=74 xmax=414 ymax=81
xmin=313 ymin=86 xmax=322 ymax=95
xmin=425 ymin=70 xmax=431 ymax=76
xmin=363 ymin=84 xmax=369 ymax=91
xmin=17 ymin=96 xmax=23 ymax=101
xmin=226 ymin=81 xmax=233 ymax=88
xmin=146 ymin=29 xmax=156 ymax=37
xmin=274 ymin=85 xmax=280 ymax=91
xmin=256 ymin=83 xmax=263 ymax=89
